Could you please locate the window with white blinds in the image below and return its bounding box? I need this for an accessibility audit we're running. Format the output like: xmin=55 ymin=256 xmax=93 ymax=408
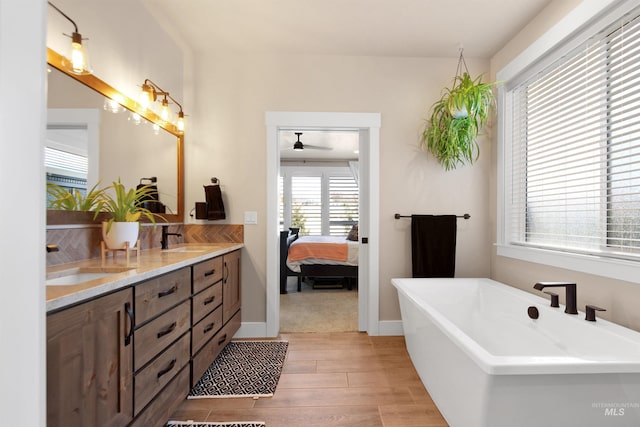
xmin=504 ymin=5 xmax=640 ymax=262
xmin=291 ymin=176 xmax=323 ymax=235
xmin=329 ymin=176 xmax=359 ymax=235
xmin=281 ymin=166 xmax=359 ymax=236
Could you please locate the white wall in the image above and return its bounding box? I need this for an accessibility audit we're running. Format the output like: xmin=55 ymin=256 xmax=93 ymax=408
xmin=0 ymin=1 xmax=47 ymax=425
xmin=186 ymin=52 xmax=493 ymax=323
xmin=489 ymin=0 xmax=640 ymax=332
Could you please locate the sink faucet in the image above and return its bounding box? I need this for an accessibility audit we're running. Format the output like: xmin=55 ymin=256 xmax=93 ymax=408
xmin=533 ymin=282 xmax=578 ymax=314
xmin=161 ymin=225 xmax=182 ymax=250
xmin=46 ymin=244 xmax=59 ymax=253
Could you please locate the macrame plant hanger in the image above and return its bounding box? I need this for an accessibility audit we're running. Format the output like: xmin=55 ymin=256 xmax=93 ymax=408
xmin=455 ymin=46 xmax=470 ymax=83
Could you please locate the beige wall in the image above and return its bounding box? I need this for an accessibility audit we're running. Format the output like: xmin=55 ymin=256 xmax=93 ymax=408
xmin=489 ymin=0 xmax=640 ymax=332
xmin=186 ymin=52 xmax=493 ymax=323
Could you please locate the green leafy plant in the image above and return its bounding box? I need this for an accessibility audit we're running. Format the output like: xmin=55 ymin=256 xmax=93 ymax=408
xmin=422 ymin=71 xmax=496 ymax=170
xmin=93 ymin=178 xmax=160 ymax=232
xmin=47 ymin=181 xmax=106 ymax=211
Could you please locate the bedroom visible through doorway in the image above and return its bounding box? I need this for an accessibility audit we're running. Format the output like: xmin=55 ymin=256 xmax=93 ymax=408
xmin=279 ymin=129 xmax=359 ymax=332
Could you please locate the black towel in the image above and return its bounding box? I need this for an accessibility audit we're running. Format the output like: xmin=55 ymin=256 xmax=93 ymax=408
xmin=204 ymin=184 xmax=226 ymax=220
xmin=411 ymin=215 xmax=457 ymax=278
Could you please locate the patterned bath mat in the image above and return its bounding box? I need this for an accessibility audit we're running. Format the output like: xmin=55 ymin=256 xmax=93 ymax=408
xmin=167 ymin=422 xmax=265 ymax=427
xmin=189 ymin=340 xmax=288 ymax=399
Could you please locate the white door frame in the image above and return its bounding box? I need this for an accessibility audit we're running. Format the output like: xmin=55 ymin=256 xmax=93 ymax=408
xmin=265 ymin=111 xmax=380 ymax=337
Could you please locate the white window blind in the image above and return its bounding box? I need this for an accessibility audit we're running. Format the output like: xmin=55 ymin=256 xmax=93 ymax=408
xmin=329 ymin=176 xmax=359 ymax=235
xmin=506 ymin=7 xmax=640 ymax=260
xmin=281 ymin=166 xmax=359 ymax=236
xmin=44 ymin=146 xmax=88 ymax=177
xmin=291 ymin=176 xmax=322 ymax=235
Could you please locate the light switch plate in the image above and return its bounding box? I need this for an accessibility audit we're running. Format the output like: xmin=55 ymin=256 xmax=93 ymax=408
xmin=244 ymin=211 xmax=258 ymax=225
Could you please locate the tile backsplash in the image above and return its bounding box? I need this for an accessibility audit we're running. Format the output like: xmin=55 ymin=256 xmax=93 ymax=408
xmin=46 ymin=224 xmax=244 ymax=266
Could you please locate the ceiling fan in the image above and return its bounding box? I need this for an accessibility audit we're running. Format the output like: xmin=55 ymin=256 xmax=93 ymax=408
xmin=292 ymin=132 xmax=332 ymax=151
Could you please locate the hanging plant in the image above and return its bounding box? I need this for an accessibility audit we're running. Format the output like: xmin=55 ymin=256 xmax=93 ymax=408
xmin=421 ymin=50 xmax=496 ymax=170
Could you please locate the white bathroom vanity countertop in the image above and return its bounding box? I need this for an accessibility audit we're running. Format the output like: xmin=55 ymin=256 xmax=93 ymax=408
xmin=46 ymin=243 xmax=244 ymax=312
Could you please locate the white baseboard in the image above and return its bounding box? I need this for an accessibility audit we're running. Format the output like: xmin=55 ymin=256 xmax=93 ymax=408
xmin=235 ymin=322 xmax=268 ymax=338
xmin=378 ymin=320 xmax=404 ymax=336
xmin=234 ymin=320 xmax=404 ymax=338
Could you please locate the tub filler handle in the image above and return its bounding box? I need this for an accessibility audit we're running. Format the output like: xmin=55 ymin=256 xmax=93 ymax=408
xmin=533 ymin=282 xmax=578 ymax=315
xmin=585 ymin=305 xmax=606 ymax=322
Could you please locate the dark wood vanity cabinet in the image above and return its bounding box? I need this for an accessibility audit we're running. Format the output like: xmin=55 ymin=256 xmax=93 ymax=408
xmin=47 ymin=288 xmax=134 ymax=427
xmin=47 ymin=248 xmax=242 ymax=427
xmin=223 ymin=250 xmax=241 ymax=324
xmin=191 ymin=250 xmax=241 ymax=387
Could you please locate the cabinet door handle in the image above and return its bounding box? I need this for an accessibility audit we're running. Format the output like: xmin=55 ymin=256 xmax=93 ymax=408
xmin=204 ymin=269 xmax=216 ymax=277
xmin=124 ymin=302 xmax=134 ymax=346
xmin=203 ymin=296 xmax=216 ymax=305
xmin=223 ymin=262 xmax=229 ymax=283
xmin=218 ymin=333 xmax=228 ymax=345
xmin=158 ymin=285 xmax=178 ymax=298
xmin=203 ymin=322 xmax=215 ymax=334
xmin=157 ymin=358 xmax=176 ymax=379
xmin=157 ymin=321 xmax=177 ymax=338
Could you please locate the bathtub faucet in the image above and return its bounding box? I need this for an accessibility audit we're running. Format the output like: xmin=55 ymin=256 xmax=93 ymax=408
xmin=533 ymin=282 xmax=578 ymax=315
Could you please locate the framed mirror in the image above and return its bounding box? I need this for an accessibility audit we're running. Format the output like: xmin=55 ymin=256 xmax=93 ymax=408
xmin=46 ymin=48 xmax=184 ymax=225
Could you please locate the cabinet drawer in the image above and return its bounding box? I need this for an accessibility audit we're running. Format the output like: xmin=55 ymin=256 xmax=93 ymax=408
xmin=135 ymin=300 xmax=190 ymax=370
xmin=192 ymin=282 xmax=222 ymax=324
xmin=192 ymin=306 xmax=223 ymax=355
xmin=135 ymin=268 xmax=191 ymax=325
xmin=134 ymin=332 xmax=190 ymax=415
xmin=192 ymin=309 xmax=241 ymax=387
xmin=193 ymin=257 xmax=223 ymax=294
xmin=130 ymin=365 xmax=190 ymax=427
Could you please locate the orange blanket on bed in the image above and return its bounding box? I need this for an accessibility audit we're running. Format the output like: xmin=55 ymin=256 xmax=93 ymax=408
xmin=287 ymin=242 xmax=348 ymax=262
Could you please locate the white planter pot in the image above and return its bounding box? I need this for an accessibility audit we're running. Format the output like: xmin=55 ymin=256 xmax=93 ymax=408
xmin=102 ymin=221 xmax=140 ymax=249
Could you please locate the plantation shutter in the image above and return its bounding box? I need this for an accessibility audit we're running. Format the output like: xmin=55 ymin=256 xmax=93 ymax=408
xmin=44 ymin=146 xmax=88 ymax=177
xmin=507 ymin=8 xmax=640 ymax=259
xmin=291 ymin=176 xmax=322 ymax=235
xmin=329 ymin=175 xmax=359 ymax=236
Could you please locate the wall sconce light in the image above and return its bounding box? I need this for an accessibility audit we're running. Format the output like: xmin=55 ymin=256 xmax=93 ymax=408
xmin=139 ymin=79 xmax=185 ymax=132
xmin=48 ymin=1 xmax=91 ymax=75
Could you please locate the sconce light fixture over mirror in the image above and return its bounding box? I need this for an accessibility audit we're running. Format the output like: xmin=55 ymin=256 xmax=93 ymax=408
xmin=48 ymin=1 xmax=91 ymax=75
xmin=140 ymin=79 xmax=185 ymax=132
xmin=46 ymin=47 xmax=184 ymax=226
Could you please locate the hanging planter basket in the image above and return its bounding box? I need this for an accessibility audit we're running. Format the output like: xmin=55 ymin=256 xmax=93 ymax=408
xmin=421 ymin=50 xmax=496 ymax=171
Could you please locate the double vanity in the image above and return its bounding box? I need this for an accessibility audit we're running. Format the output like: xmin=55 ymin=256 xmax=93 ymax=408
xmin=46 ymin=243 xmax=243 ymax=427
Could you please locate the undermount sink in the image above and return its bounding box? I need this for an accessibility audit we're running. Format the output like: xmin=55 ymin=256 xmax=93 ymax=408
xmin=46 ymin=267 xmax=134 ymax=286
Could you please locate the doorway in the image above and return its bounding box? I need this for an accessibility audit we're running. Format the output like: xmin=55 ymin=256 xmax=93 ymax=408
xmin=279 ymin=129 xmax=360 ymax=332
xmin=265 ymin=112 xmax=381 ymax=337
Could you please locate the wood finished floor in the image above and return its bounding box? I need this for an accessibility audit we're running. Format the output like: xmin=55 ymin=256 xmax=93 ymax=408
xmin=170 ymin=333 xmax=448 ymax=426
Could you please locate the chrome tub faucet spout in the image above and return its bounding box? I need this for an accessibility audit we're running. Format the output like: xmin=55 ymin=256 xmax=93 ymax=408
xmin=533 ymin=282 xmax=578 ymax=314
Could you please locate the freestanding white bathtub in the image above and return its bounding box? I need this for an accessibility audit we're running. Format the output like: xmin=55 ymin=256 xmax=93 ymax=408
xmin=392 ymin=277 xmax=640 ymax=427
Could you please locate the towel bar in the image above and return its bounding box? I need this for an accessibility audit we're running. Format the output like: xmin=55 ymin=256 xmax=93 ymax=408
xmin=394 ymin=213 xmax=470 ymax=220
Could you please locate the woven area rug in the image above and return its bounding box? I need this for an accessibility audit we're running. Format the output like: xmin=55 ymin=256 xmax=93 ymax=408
xmin=189 ymin=340 xmax=288 ymax=399
xmin=167 ymin=422 xmax=265 ymax=427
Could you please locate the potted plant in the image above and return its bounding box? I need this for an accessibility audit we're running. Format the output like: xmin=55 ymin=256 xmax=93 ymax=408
xmin=422 ymin=71 xmax=496 ymax=170
xmin=93 ymin=178 xmax=160 ymax=249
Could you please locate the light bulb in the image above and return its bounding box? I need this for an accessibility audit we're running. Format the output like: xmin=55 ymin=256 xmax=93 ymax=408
xmin=160 ymin=98 xmax=170 ymax=122
xmin=176 ymin=111 xmax=185 ymax=132
xmin=129 ymin=112 xmax=143 ymax=125
xmin=104 ymin=94 xmax=125 ymax=114
xmin=69 ymin=32 xmax=90 ymax=74
xmin=139 ymin=83 xmax=155 ymax=109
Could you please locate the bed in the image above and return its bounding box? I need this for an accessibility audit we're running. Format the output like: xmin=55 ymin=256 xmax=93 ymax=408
xmin=279 ymin=229 xmax=359 ymax=294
